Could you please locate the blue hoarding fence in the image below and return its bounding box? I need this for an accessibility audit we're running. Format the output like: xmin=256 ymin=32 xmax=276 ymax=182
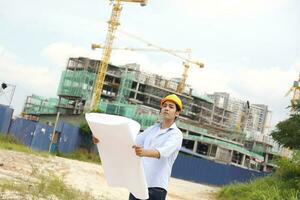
xmin=30 ymin=123 xmax=54 ymax=151
xmin=58 ymin=122 xmax=81 ymax=153
xmin=172 ymin=153 xmax=267 ymax=186
xmin=9 ymin=118 xmax=36 ymax=146
xmin=0 ymin=104 xmax=14 ymax=134
xmin=7 ymin=118 xmax=83 ymax=153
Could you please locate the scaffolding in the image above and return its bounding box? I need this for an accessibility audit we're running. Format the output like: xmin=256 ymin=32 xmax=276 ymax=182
xmin=57 ymin=70 xmax=96 ymax=99
xmin=99 ymin=100 xmax=158 ymax=129
xmin=116 ymin=71 xmax=134 ymax=103
xmin=23 ymin=95 xmax=68 ymax=115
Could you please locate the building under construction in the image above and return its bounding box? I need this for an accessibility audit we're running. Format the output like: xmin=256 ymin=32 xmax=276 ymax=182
xmin=23 ymin=57 xmax=280 ymax=172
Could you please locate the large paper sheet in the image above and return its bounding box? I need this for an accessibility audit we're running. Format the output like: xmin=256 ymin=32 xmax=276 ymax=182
xmin=85 ymin=113 xmax=148 ymax=199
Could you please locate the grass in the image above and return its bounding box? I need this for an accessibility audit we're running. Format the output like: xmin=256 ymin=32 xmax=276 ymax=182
xmin=0 ymin=134 xmax=101 ymax=164
xmin=218 ymin=176 xmax=299 ymax=200
xmin=217 ymin=156 xmax=300 ymax=200
xmin=57 ymin=148 xmax=101 ymax=164
xmin=0 ymin=174 xmax=97 ymax=200
xmin=0 ymin=134 xmax=49 ymax=157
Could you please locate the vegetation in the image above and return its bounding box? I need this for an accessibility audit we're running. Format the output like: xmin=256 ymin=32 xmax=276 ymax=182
xmin=218 ymin=154 xmax=300 ymax=200
xmin=0 ymin=134 xmax=49 ymax=157
xmin=271 ymin=115 xmax=300 ymax=149
xmin=0 ymin=134 xmax=100 ymax=164
xmin=218 ymin=104 xmax=300 ymax=200
xmin=57 ymin=148 xmax=101 ymax=164
xmin=79 ymin=109 xmax=102 ymax=152
xmin=0 ymin=174 xmax=96 ymax=200
xmin=271 ymin=104 xmax=300 ymax=150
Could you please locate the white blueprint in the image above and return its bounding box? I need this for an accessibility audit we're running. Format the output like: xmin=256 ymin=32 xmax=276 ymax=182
xmin=85 ymin=113 xmax=148 ymax=199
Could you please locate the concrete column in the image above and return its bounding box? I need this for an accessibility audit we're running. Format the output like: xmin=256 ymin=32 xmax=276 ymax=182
xmin=263 ymin=153 xmax=269 ymax=172
xmin=185 ymin=130 xmax=189 ymax=136
xmin=230 ymin=150 xmax=234 ymax=163
xmin=210 ymin=104 xmax=215 ymax=125
xmin=134 ymin=82 xmax=139 ymax=99
xmin=241 ymin=154 xmax=246 ymax=166
xmin=193 ymin=141 xmax=198 ymax=153
xmin=208 ymin=144 xmax=212 ymax=157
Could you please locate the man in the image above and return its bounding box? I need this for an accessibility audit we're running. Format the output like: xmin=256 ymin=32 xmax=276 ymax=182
xmin=93 ymin=94 xmax=183 ymax=200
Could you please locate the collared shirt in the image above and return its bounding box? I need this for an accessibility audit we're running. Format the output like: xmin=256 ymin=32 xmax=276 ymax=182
xmin=135 ymin=122 xmax=183 ymax=191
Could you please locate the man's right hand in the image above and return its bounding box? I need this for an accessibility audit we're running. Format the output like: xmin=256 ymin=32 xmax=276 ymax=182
xmin=92 ymin=136 xmax=100 ymax=144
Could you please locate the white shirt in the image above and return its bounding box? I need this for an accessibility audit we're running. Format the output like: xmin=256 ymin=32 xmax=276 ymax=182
xmin=135 ymin=122 xmax=183 ymax=191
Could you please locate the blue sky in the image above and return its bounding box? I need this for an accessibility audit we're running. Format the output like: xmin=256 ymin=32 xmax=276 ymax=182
xmin=0 ymin=0 xmax=299 ymax=129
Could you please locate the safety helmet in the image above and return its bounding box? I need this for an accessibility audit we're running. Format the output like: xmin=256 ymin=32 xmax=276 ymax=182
xmin=160 ymin=94 xmax=183 ymax=111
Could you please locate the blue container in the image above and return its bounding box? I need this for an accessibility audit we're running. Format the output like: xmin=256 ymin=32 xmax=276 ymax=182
xmin=0 ymin=104 xmax=14 ymax=134
xmin=9 ymin=118 xmax=36 ymax=146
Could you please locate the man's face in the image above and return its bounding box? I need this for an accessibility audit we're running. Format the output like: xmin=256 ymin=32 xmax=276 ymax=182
xmin=160 ymin=101 xmax=179 ymax=121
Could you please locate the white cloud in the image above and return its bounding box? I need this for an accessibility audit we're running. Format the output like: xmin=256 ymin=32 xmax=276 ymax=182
xmin=42 ymin=42 xmax=93 ymax=67
xmin=172 ymin=0 xmax=287 ymax=19
xmin=0 ymin=45 xmax=60 ymax=116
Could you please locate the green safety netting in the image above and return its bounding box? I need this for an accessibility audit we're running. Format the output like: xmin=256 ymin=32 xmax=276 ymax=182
xmin=57 ymin=70 xmax=95 ymax=98
xmin=24 ymin=94 xmax=73 ymax=115
xmin=116 ymin=72 xmax=134 ymax=103
xmin=99 ymin=100 xmax=158 ymax=129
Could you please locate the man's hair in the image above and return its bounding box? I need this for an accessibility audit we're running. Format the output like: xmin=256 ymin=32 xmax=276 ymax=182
xmin=175 ymin=104 xmax=180 ymax=112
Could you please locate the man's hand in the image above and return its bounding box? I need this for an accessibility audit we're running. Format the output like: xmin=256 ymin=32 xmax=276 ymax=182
xmin=92 ymin=135 xmax=100 ymax=144
xmin=132 ymin=145 xmax=160 ymax=158
xmin=132 ymin=145 xmax=144 ymax=157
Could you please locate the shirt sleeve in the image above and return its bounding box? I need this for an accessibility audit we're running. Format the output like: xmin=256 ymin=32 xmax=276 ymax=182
xmin=135 ymin=125 xmax=154 ymax=146
xmin=155 ymin=131 xmax=183 ymax=158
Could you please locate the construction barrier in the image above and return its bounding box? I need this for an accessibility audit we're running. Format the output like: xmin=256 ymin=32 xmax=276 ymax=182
xmin=171 ymin=153 xmax=267 ymax=186
xmin=58 ymin=122 xmax=81 ymax=153
xmin=30 ymin=123 xmax=54 ymax=151
xmin=9 ymin=118 xmax=36 ymax=146
xmin=0 ymin=104 xmax=13 ymax=134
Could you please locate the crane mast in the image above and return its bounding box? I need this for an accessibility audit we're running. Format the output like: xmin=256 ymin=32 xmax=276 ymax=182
xmin=90 ymin=1 xmax=122 ymax=110
xmin=90 ymin=0 xmax=147 ymax=111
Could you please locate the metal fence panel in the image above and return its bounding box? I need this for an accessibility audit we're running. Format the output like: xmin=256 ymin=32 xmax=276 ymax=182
xmin=58 ymin=122 xmax=81 ymax=153
xmin=0 ymin=104 xmax=13 ymax=134
xmin=171 ymin=153 xmax=267 ymax=186
xmin=30 ymin=124 xmax=53 ymax=151
xmin=9 ymin=118 xmax=36 ymax=146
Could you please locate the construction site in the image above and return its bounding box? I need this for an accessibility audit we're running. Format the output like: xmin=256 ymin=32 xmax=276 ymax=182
xmin=20 ymin=56 xmax=288 ymax=173
xmin=0 ymin=0 xmax=299 ymax=199
xmin=14 ymin=0 xmax=293 ymax=175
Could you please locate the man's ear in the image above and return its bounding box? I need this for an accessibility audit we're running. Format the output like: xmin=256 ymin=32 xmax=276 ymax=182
xmin=175 ymin=111 xmax=180 ymax=117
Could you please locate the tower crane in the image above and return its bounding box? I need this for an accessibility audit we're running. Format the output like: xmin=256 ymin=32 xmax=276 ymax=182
xmin=285 ymin=74 xmax=300 ymax=107
xmin=92 ymin=31 xmax=204 ymax=95
xmin=90 ymin=0 xmax=148 ymax=111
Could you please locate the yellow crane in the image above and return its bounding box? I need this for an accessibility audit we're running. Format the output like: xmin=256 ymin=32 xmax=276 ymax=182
xmin=285 ymin=74 xmax=300 ymax=107
xmin=92 ymin=31 xmax=204 ymax=95
xmin=90 ymin=0 xmax=148 ymax=111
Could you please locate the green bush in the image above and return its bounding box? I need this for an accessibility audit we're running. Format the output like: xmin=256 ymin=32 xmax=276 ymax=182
xmin=218 ymin=155 xmax=300 ymax=200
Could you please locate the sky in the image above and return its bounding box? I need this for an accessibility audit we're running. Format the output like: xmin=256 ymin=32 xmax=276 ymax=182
xmin=0 ymin=0 xmax=299 ymax=129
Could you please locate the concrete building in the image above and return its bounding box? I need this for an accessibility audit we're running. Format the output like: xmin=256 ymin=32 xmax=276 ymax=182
xmin=209 ymin=92 xmax=270 ymax=135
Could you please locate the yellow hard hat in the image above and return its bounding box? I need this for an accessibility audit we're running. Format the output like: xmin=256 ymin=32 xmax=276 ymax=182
xmin=160 ymin=94 xmax=183 ymax=111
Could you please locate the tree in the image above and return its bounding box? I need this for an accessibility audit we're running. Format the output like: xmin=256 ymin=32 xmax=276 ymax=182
xmin=271 ymin=104 xmax=300 ymax=150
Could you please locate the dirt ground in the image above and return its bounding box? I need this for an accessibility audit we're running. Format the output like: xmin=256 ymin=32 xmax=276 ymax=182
xmin=0 ymin=149 xmax=219 ymax=200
